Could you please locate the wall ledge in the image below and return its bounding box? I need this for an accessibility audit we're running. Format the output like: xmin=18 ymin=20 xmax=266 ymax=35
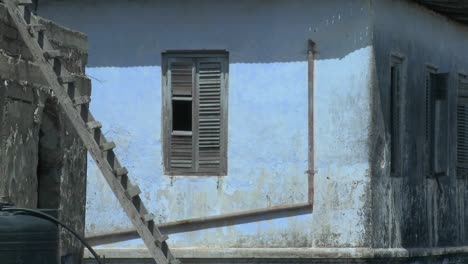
xmin=37 ymin=16 xmax=88 ymax=53
xmin=84 ymin=246 xmax=468 ymax=259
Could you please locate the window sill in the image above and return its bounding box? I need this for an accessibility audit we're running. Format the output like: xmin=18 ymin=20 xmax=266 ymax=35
xmin=172 ymin=131 xmax=192 ymax=136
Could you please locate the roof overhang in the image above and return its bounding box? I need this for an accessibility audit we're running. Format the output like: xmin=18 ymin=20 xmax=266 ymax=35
xmin=416 ymin=0 xmax=468 ymax=25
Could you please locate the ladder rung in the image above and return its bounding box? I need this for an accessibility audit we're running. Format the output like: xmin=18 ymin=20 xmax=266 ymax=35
xmin=114 ymin=167 xmax=128 ymax=176
xmin=87 ymin=121 xmax=102 ymax=130
xmin=100 ymin=142 xmax=116 ymax=151
xmin=27 ymin=24 xmax=46 ymax=36
xmin=58 ymin=75 xmax=76 ymax=84
xmin=155 ymin=234 xmax=169 ymax=244
xmin=44 ymin=50 xmax=63 ymax=59
xmin=126 ymin=185 xmax=141 ymax=199
xmin=142 ymin=213 xmax=154 ymax=222
xmin=73 ymin=96 xmax=91 ymax=106
xmin=16 ymin=0 xmax=33 ymax=6
xmin=28 ymin=24 xmax=46 ymax=32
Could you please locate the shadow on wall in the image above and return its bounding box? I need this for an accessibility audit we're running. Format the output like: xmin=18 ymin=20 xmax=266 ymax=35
xmin=38 ymin=0 xmax=371 ymax=67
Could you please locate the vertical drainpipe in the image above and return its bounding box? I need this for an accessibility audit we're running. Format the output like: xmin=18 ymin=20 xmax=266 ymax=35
xmin=308 ymin=39 xmax=316 ymax=208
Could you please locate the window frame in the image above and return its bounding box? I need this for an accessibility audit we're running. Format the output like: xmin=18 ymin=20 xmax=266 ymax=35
xmin=424 ymin=65 xmax=453 ymax=179
xmin=389 ymin=54 xmax=406 ymax=177
xmin=425 ymin=65 xmax=438 ymax=178
xmin=162 ymin=51 xmax=229 ymax=176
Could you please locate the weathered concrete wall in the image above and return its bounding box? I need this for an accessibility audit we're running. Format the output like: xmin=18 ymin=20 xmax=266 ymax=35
xmin=0 ymin=4 xmax=40 ymax=209
xmin=0 ymin=79 xmax=39 ymax=208
xmin=0 ymin=4 xmax=89 ymax=262
xmin=39 ymin=0 xmax=374 ymax=254
xmin=370 ymin=0 xmax=468 ymax=249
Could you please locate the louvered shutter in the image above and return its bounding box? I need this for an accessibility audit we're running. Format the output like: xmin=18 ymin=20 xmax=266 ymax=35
xmin=196 ymin=58 xmax=225 ymax=174
xmin=164 ymin=53 xmax=228 ymax=175
xmin=457 ymin=81 xmax=468 ymax=178
xmin=168 ymin=59 xmax=195 ymax=173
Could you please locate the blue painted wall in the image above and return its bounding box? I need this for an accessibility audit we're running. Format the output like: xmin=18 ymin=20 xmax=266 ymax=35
xmin=40 ymin=0 xmax=374 ymax=250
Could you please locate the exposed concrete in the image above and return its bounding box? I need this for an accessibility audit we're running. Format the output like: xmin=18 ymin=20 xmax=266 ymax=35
xmin=36 ymin=17 xmax=88 ymax=53
xmin=0 ymin=49 xmax=47 ymax=85
xmin=0 ymin=80 xmax=39 ymax=208
xmin=0 ymin=3 xmax=89 ymax=262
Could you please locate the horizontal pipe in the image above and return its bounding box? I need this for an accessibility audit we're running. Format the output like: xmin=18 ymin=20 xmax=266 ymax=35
xmin=87 ymin=202 xmax=311 ymax=246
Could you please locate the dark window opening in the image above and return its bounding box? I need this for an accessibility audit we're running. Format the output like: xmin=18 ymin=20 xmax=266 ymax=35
xmin=172 ymin=100 xmax=192 ymax=131
xmin=53 ymin=58 xmax=61 ymax=76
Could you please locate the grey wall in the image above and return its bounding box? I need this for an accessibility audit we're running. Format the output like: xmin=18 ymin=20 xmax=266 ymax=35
xmin=39 ymin=0 xmax=370 ymax=66
xmin=370 ymin=0 xmax=468 ymax=248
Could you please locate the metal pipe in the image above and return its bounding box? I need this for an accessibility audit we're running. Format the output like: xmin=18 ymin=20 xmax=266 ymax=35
xmin=86 ymin=40 xmax=317 ymax=246
xmin=308 ymin=39 xmax=315 ymax=207
xmin=87 ymin=202 xmax=311 ymax=246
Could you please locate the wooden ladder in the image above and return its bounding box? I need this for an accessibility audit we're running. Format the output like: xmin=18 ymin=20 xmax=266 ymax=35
xmin=2 ymin=1 xmax=179 ymax=263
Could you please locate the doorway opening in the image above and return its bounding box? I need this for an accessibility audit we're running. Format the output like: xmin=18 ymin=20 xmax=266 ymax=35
xmin=37 ymin=97 xmax=63 ymax=209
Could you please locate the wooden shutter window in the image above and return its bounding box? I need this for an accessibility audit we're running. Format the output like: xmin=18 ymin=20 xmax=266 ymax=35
xmin=168 ymin=59 xmax=195 ymax=173
xmin=457 ymin=81 xmax=468 ymax=178
xmin=196 ymin=59 xmax=223 ymax=173
xmin=163 ymin=53 xmax=228 ymax=176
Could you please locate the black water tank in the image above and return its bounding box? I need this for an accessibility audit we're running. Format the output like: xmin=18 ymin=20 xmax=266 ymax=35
xmin=0 ymin=210 xmax=59 ymax=264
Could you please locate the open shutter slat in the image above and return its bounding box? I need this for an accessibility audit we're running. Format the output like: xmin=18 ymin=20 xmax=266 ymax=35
xmin=170 ymin=135 xmax=193 ymax=170
xmin=168 ymin=60 xmax=194 ymax=173
xmin=197 ymin=60 xmax=223 ymax=173
xmin=171 ymin=62 xmax=193 ymax=97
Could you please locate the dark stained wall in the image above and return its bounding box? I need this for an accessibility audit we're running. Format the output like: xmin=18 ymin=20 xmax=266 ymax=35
xmin=370 ymin=0 xmax=468 ymax=248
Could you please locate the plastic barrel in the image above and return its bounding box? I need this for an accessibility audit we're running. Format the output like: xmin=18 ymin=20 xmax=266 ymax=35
xmin=0 ymin=210 xmax=59 ymax=264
